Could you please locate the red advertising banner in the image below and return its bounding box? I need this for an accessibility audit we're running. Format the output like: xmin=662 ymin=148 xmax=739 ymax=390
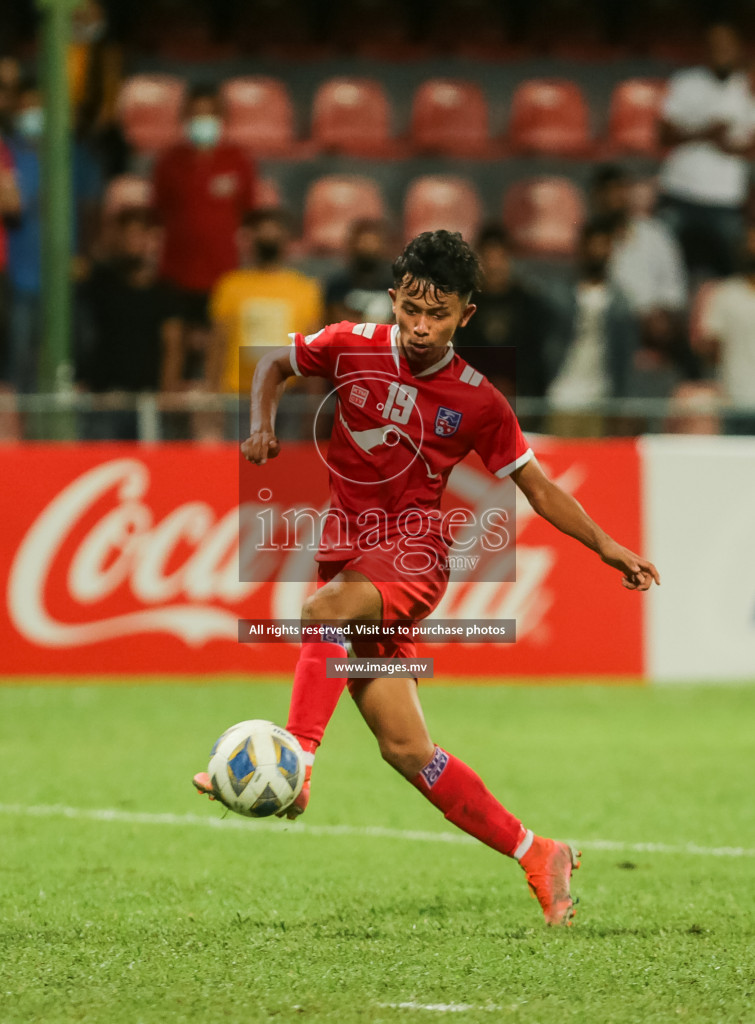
xmin=0 ymin=440 xmax=643 ymax=678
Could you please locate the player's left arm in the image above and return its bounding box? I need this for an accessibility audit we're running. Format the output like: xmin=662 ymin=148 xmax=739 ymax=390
xmin=512 ymin=455 xmax=660 ymax=591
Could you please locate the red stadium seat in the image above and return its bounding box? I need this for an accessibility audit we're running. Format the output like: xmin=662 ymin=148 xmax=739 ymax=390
xmin=220 ymin=77 xmax=296 ymax=157
xmin=303 ymin=176 xmax=386 ymax=254
xmin=403 ymin=176 xmax=483 ymax=242
xmin=410 ymin=79 xmax=491 ymax=157
xmin=606 ymin=79 xmax=667 ymax=157
xmin=502 ymin=177 xmax=586 ymax=258
xmin=311 ymin=78 xmax=396 ymax=157
xmin=117 ymin=74 xmax=186 ymax=153
xmin=507 ymin=79 xmax=592 ymax=157
xmin=102 ymin=174 xmax=154 ymax=218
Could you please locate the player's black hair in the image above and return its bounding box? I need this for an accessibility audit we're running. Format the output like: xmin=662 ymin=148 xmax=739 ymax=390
xmin=392 ymin=230 xmax=482 ymax=300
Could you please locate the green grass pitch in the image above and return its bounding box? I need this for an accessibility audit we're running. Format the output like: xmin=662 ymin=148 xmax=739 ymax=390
xmin=0 ymin=679 xmax=753 ymax=1024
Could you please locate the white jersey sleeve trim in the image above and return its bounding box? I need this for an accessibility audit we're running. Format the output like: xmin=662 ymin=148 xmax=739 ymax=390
xmin=494 ymin=447 xmax=534 ymax=479
xmin=288 ymin=334 xmax=301 ymax=376
xmin=390 ymin=324 xmax=401 ymax=370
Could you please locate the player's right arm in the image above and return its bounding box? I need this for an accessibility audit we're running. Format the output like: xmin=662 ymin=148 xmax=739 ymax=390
xmin=241 ymin=347 xmax=297 ymax=465
xmin=242 ymin=322 xmax=350 ymax=463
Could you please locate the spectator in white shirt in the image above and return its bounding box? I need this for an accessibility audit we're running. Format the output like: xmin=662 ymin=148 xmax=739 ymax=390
xmin=657 ymin=23 xmax=753 ymax=279
xmin=546 ymin=217 xmax=640 ymax=435
xmin=698 ymin=223 xmax=755 ymax=434
xmin=591 ymin=165 xmax=697 ymax=389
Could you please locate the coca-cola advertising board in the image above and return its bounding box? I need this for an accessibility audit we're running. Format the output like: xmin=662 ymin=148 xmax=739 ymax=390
xmin=1 ymin=441 xmax=643 ymax=678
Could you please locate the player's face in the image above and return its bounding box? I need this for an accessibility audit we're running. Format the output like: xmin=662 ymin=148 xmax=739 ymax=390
xmin=390 ymin=278 xmax=476 ymax=370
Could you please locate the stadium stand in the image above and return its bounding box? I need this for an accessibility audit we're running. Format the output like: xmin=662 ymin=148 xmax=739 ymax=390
xmin=403 ymin=176 xmax=483 ymax=242
xmin=310 ymin=78 xmax=397 ymax=157
xmin=220 ymin=76 xmax=297 ymax=158
xmin=427 ymin=0 xmax=516 ymax=60
xmin=606 ymin=78 xmax=667 ymax=157
xmin=506 ymin=79 xmax=592 ymax=157
xmin=303 ymin=175 xmax=386 ymax=254
xmin=410 ymin=79 xmax=492 ymax=157
xmin=502 ymin=177 xmax=586 ymax=257
xmin=330 ymin=0 xmax=419 ymax=60
xmin=117 ymin=74 xmax=185 ymax=154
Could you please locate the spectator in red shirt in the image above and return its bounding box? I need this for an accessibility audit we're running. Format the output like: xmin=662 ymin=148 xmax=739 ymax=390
xmin=152 ymin=83 xmax=257 ymax=382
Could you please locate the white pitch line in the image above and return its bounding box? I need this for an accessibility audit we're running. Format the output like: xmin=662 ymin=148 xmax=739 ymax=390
xmin=0 ymin=803 xmax=752 ymax=858
xmin=380 ymin=1002 xmax=501 ymax=1014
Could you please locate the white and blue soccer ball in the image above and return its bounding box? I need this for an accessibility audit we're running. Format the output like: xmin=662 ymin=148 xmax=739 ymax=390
xmin=207 ymin=720 xmax=305 ymax=818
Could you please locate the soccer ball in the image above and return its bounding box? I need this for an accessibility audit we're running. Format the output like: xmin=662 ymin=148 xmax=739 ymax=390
xmin=207 ymin=720 xmax=305 ymax=818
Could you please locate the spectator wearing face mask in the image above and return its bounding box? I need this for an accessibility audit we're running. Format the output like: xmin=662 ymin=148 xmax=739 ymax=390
xmin=325 ymin=219 xmax=394 ymax=325
xmin=454 ymin=223 xmax=553 ymax=402
xmin=153 ymin=83 xmax=258 ymax=345
xmin=4 ymin=78 xmax=100 ymax=392
xmin=207 ymin=208 xmax=324 ymax=398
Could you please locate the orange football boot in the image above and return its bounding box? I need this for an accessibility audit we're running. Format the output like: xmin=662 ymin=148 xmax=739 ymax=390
xmin=520 ymin=835 xmax=581 ymax=926
xmin=192 ymin=771 xmax=218 ymax=800
xmin=276 ymin=763 xmax=311 ymax=820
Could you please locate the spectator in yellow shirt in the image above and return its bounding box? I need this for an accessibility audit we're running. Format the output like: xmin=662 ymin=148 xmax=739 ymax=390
xmin=208 ymin=208 xmax=325 ymax=396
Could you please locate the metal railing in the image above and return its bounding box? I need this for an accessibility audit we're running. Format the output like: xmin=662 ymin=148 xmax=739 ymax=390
xmin=0 ymin=390 xmax=751 ymax=441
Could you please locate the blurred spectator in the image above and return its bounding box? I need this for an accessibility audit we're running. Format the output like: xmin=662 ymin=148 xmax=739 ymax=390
xmin=75 ymin=208 xmax=182 ymax=440
xmin=454 ymin=224 xmax=552 ymax=399
xmin=0 ymin=58 xmax=21 ymax=136
xmin=592 ymin=165 xmax=687 ymax=318
xmin=657 ymin=23 xmax=753 ymax=279
xmin=68 ymin=0 xmax=128 ymax=178
xmin=4 ymin=79 xmax=102 ymax=393
xmin=153 ymin=83 xmax=258 ymax=382
xmin=325 ymin=219 xmax=394 ymax=325
xmin=697 ymin=223 xmax=755 ymax=434
xmin=591 ymin=165 xmax=696 ymax=392
xmin=0 ymin=123 xmax=20 ymax=386
xmin=208 ymin=208 xmax=324 ymax=397
xmin=546 ymin=216 xmax=639 ymax=436
xmin=153 ymin=83 xmax=258 ymax=306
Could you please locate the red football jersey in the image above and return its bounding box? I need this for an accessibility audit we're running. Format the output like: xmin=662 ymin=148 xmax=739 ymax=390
xmin=290 ymin=321 xmax=532 ymax=565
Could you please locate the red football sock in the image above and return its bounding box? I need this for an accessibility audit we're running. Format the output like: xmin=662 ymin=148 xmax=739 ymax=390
xmin=411 ymin=746 xmax=528 ymax=857
xmin=286 ymin=629 xmax=348 ymax=752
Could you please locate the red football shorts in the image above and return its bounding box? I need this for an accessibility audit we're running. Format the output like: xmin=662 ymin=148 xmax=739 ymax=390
xmin=316 ymin=548 xmax=449 ymax=659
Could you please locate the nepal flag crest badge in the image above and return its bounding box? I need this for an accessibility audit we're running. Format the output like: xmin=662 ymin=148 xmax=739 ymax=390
xmin=435 ymin=406 xmax=462 ymax=436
